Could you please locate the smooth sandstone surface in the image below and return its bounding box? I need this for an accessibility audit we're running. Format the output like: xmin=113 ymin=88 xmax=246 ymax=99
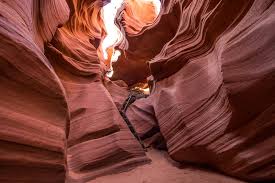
xmin=127 ymin=0 xmax=275 ymax=181
xmin=0 ymin=0 xmax=274 ymax=182
xmin=0 ymin=0 xmax=69 ymax=182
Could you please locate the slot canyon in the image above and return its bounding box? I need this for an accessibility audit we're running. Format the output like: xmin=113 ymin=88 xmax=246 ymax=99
xmin=0 ymin=0 xmax=275 ymax=182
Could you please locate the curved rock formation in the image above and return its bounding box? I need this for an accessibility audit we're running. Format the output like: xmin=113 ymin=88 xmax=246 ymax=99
xmin=129 ymin=0 xmax=275 ymax=181
xmin=0 ymin=0 xmax=69 ymax=182
xmin=0 ymin=0 xmax=274 ymax=182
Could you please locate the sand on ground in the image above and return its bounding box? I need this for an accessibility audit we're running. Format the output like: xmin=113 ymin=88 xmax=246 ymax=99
xmin=89 ymin=148 xmax=247 ymax=183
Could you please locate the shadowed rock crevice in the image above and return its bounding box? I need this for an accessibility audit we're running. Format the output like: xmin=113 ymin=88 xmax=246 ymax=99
xmin=0 ymin=0 xmax=274 ymax=183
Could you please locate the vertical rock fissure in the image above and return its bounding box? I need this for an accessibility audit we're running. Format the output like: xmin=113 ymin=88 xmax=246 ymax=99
xmin=119 ymin=90 xmax=149 ymax=150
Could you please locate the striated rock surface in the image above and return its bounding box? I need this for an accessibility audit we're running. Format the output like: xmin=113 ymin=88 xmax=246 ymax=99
xmin=45 ymin=0 xmax=150 ymax=182
xmin=0 ymin=0 xmax=274 ymax=182
xmin=0 ymin=0 xmax=69 ymax=182
xmin=126 ymin=97 xmax=158 ymax=139
xmin=127 ymin=0 xmax=275 ymax=182
xmin=1 ymin=0 xmax=149 ymax=182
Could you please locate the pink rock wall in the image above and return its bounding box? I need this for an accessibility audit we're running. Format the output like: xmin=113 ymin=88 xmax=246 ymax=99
xmin=0 ymin=0 xmax=274 ymax=182
xmin=1 ymin=0 xmax=148 ymax=182
xmin=128 ymin=0 xmax=275 ymax=181
xmin=0 ymin=0 xmax=70 ymax=182
xmin=45 ymin=0 xmax=150 ymax=182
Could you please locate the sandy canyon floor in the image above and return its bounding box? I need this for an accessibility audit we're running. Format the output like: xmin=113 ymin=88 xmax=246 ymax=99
xmin=91 ymin=148 xmax=247 ymax=183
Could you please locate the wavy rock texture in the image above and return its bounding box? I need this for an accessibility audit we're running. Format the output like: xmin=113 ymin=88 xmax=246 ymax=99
xmin=0 ymin=0 xmax=69 ymax=182
xmin=0 ymin=0 xmax=275 ymax=183
xmin=45 ymin=0 xmax=150 ymax=182
xmin=126 ymin=97 xmax=158 ymax=139
xmin=1 ymin=0 xmax=148 ymax=182
xmin=127 ymin=0 xmax=275 ymax=182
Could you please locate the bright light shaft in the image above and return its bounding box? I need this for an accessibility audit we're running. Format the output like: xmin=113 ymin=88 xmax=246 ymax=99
xmin=149 ymin=0 xmax=161 ymax=15
xmin=101 ymin=0 xmax=124 ymax=60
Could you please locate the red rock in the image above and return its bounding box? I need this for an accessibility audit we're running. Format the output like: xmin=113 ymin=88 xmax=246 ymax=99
xmin=0 ymin=0 xmax=274 ymax=182
xmin=126 ymin=97 xmax=158 ymax=138
xmin=134 ymin=0 xmax=275 ymax=181
xmin=45 ymin=4 xmax=150 ymax=181
xmin=0 ymin=0 xmax=69 ymax=182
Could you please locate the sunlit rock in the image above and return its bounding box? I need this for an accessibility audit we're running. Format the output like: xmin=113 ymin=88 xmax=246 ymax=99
xmin=0 ymin=0 xmax=274 ymax=182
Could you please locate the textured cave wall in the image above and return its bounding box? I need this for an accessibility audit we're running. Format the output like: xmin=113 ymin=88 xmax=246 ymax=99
xmin=45 ymin=0 xmax=150 ymax=182
xmin=1 ymin=0 xmax=151 ymax=182
xmin=0 ymin=0 xmax=275 ymax=183
xmin=0 ymin=0 xmax=69 ymax=182
xmin=129 ymin=0 xmax=275 ymax=181
xmin=46 ymin=31 xmax=149 ymax=183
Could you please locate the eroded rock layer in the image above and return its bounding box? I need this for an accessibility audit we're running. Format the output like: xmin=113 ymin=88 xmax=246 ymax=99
xmin=129 ymin=0 xmax=275 ymax=181
xmin=0 ymin=0 xmax=69 ymax=182
xmin=0 ymin=0 xmax=274 ymax=182
xmin=45 ymin=0 xmax=150 ymax=182
xmin=1 ymin=0 xmax=149 ymax=182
